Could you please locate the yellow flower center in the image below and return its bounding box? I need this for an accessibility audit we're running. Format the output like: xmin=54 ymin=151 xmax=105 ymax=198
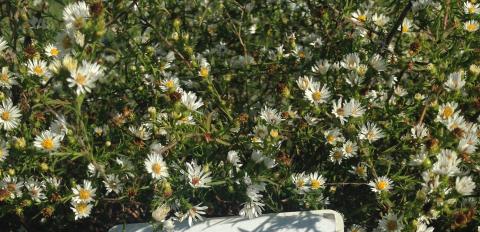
xmin=1 ymin=111 xmax=10 ymax=121
xmin=442 ymin=106 xmax=454 ymax=119
xmin=298 ymin=51 xmax=305 ymax=58
xmin=367 ymin=131 xmax=375 ymax=140
xmin=41 ymin=138 xmax=54 ymax=150
xmin=75 ymin=73 xmax=87 ymax=85
xmin=356 ymin=166 xmax=365 ymax=175
xmin=345 ymin=145 xmax=353 ymax=154
xmin=78 ymin=189 xmax=91 ymax=200
xmin=327 ymin=135 xmax=336 ymax=143
xmin=466 ymin=23 xmax=478 ymax=32
xmin=333 ymin=151 xmax=343 ymax=160
xmin=358 ymin=15 xmax=367 ymax=22
xmin=312 ymin=91 xmax=322 ymax=101
xmin=199 ymin=67 xmax=209 ymax=78
xmin=165 ymin=80 xmax=175 ymax=89
xmin=296 ymin=179 xmax=304 ymax=188
xmin=270 ymin=129 xmax=279 ymax=138
xmin=151 ymin=163 xmax=162 ymax=174
xmin=311 ymin=179 xmax=322 ymax=189
xmin=34 ymin=66 xmax=44 ymax=75
xmin=468 ymin=7 xmax=476 ymax=14
xmin=376 ymin=180 xmax=388 ymax=190
xmin=1 ymin=73 xmax=8 ymax=82
xmin=75 ymin=202 xmax=88 ymax=214
xmin=7 ymin=183 xmax=16 ymax=192
xmin=50 ymin=47 xmax=59 ymax=57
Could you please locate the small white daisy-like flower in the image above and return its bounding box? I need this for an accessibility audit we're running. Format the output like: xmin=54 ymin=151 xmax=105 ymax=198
xmin=444 ymin=71 xmax=465 ymax=92
xmin=400 ymin=18 xmax=412 ymax=33
xmin=296 ymin=76 xmax=313 ymax=90
xmin=44 ymin=44 xmax=61 ymax=57
xmin=128 ymin=124 xmax=152 ymax=140
xmin=411 ymin=123 xmax=429 ymax=139
xmin=416 ymin=223 xmax=434 ymax=232
xmin=0 ymin=175 xmax=23 ymax=199
xmin=359 ymin=122 xmax=385 ymax=143
xmin=103 ymin=174 xmax=123 ymax=195
xmin=63 ymin=1 xmax=90 ymax=32
xmin=67 ymin=61 xmax=103 ymax=95
xmin=464 ymin=2 xmax=480 ymax=15
xmin=239 ymin=200 xmax=265 ymax=219
xmin=227 ymin=150 xmax=242 ymax=168
xmin=0 ymin=67 xmax=18 ymax=89
xmin=34 ymin=130 xmax=61 ymax=152
xmin=455 ymin=176 xmax=476 ymax=196
xmin=464 ymin=20 xmax=479 ymax=32
xmin=25 ymin=179 xmax=46 ymax=202
xmin=311 ymin=59 xmax=330 ymax=75
xmin=432 ymin=149 xmax=461 ymax=176
xmin=351 ymin=9 xmax=369 ymax=24
xmin=329 ymin=147 xmax=346 ymax=164
xmin=50 ymin=114 xmax=68 ymax=140
xmin=436 ymin=102 xmax=458 ymax=122
xmin=341 ymin=53 xmax=361 ymax=70
xmin=27 ymin=59 xmax=50 ymax=77
xmin=369 ymin=54 xmax=386 ymax=71
xmin=368 ymin=176 xmax=393 ymax=193
xmin=144 ymin=153 xmax=169 ymax=180
xmin=291 ymin=172 xmax=309 ymax=194
xmin=324 ymin=128 xmax=345 ymax=145
xmin=349 ymin=163 xmax=368 ymax=179
xmin=344 ymin=98 xmax=365 ymax=118
xmin=72 ymin=180 xmax=96 ymax=203
xmin=198 ymin=59 xmax=210 ymax=78
xmin=305 ymin=82 xmax=330 ymax=105
xmin=378 ymin=213 xmax=404 ymax=232
xmin=71 ymin=201 xmax=93 ymax=220
xmin=181 ymin=91 xmax=204 ymax=111
xmin=0 ymin=98 xmax=21 ymax=131
xmin=184 ymin=160 xmax=212 ymax=188
xmin=308 ymin=172 xmax=326 ymax=190
xmin=259 ymin=106 xmax=283 ymax=125
xmin=182 ymin=203 xmax=208 ymax=227
xmin=372 ymin=13 xmax=389 ymax=28
xmin=160 ymin=76 xmax=180 ymax=92
xmin=332 ymin=98 xmax=347 ymax=124
xmin=0 ymin=37 xmax=7 ymax=53
xmin=342 ymin=140 xmax=358 ymax=157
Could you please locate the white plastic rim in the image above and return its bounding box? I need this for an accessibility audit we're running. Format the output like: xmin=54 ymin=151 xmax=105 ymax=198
xmin=109 ymin=209 xmax=344 ymax=232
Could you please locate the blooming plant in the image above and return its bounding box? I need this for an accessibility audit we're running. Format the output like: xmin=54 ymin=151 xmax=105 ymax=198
xmin=0 ymin=0 xmax=479 ymax=231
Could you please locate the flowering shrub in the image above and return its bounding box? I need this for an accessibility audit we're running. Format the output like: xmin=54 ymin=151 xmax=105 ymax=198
xmin=0 ymin=0 xmax=479 ymax=231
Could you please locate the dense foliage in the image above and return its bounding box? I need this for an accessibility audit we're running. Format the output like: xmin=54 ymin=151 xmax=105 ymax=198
xmin=0 ymin=0 xmax=479 ymax=231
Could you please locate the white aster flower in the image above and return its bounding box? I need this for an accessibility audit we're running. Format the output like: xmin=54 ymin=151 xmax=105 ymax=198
xmin=71 ymin=201 xmax=93 ymax=220
xmin=368 ymin=176 xmax=393 ymax=193
xmin=311 ymin=60 xmax=330 ymax=75
xmin=103 ymin=174 xmax=123 ymax=195
xmin=34 ymin=130 xmax=62 ymax=152
xmin=359 ymin=122 xmax=384 ymax=143
xmin=344 ymin=98 xmax=365 ymax=118
xmin=144 ymin=153 xmax=169 ymax=180
xmin=369 ymin=54 xmax=386 ymax=71
xmin=0 ymin=175 xmax=23 ymax=199
xmin=184 ymin=160 xmax=212 ymax=188
xmin=239 ymin=200 xmax=264 ymax=219
xmin=0 ymin=37 xmax=7 ymax=53
xmin=444 ymin=71 xmax=465 ymax=92
xmin=72 ymin=180 xmax=96 ymax=203
xmin=296 ymin=76 xmax=313 ymax=91
xmin=63 ymin=1 xmax=90 ymax=32
xmin=259 ymin=106 xmax=283 ymax=125
xmin=464 ymin=20 xmax=479 ymax=32
xmin=0 ymin=67 xmax=18 ymax=89
xmin=308 ymin=172 xmax=326 ymax=190
xmin=44 ymin=44 xmax=61 ymax=57
xmin=0 ymin=99 xmax=21 ymax=131
xmin=305 ymin=82 xmax=330 ymax=105
xmin=292 ymin=172 xmax=309 ymax=194
xmin=341 ymin=53 xmax=361 ymax=70
xmin=378 ymin=213 xmax=404 ymax=232
xmin=432 ymin=149 xmax=461 ymax=176
xmin=227 ymin=150 xmax=242 ymax=168
xmin=351 ymin=9 xmax=369 ymax=24
xmin=455 ymin=176 xmax=475 ymax=196
xmin=181 ymin=91 xmax=204 ymax=111
xmin=27 ymin=59 xmax=50 ymax=78
xmin=25 ymin=179 xmax=46 ymax=202
xmin=464 ymin=1 xmax=480 ymax=14
xmin=182 ymin=203 xmax=207 ymax=227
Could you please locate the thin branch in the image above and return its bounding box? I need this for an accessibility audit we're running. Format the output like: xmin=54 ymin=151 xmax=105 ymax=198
xmin=381 ymin=1 xmax=412 ymax=53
